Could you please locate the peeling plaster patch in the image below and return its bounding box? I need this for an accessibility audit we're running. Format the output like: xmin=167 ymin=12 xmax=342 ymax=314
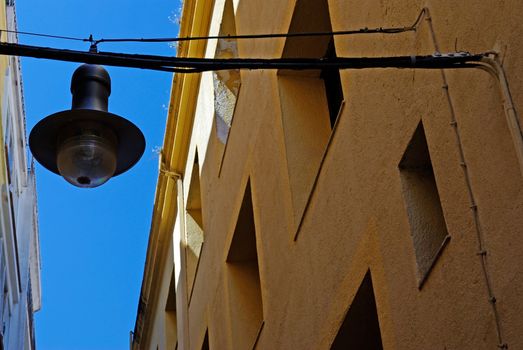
xmin=217 ymin=38 xmax=239 ymax=57
xmin=213 ymin=69 xmax=240 ymax=144
xmin=212 ymin=0 xmax=241 ymax=145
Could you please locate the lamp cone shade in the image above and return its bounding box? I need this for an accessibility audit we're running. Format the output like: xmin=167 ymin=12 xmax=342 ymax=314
xmin=29 ymin=64 xmax=145 ymax=187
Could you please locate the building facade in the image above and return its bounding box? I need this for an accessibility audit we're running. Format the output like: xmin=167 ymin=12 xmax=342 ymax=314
xmin=133 ymin=0 xmax=523 ymax=349
xmin=0 ymin=1 xmax=41 ymax=349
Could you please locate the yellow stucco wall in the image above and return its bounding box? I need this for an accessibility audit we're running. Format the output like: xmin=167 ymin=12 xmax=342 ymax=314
xmin=144 ymin=240 xmax=177 ymax=350
xmin=135 ymin=0 xmax=523 ymax=349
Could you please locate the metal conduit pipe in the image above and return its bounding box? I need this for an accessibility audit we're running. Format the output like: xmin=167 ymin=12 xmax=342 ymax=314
xmin=478 ymin=56 xmax=523 ymax=177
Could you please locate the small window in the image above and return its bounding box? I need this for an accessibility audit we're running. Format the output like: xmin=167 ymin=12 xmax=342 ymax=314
xmin=164 ymin=268 xmax=177 ymax=347
xmin=226 ymin=181 xmax=263 ymax=349
xmin=330 ymin=271 xmax=383 ymax=350
xmin=186 ymin=151 xmax=204 ymax=300
xmin=321 ymin=39 xmax=344 ymax=129
xmin=201 ymin=329 xmax=210 ymax=350
xmin=213 ymin=0 xmax=241 ymax=145
xmin=399 ymin=121 xmax=450 ymax=286
xmin=278 ymin=0 xmax=344 ymax=233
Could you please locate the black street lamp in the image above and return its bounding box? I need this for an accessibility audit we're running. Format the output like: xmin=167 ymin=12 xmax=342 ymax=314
xmin=28 ymin=64 xmax=145 ymax=188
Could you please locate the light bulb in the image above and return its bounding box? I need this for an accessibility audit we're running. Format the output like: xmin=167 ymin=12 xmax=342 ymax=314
xmin=57 ymin=132 xmax=117 ymax=188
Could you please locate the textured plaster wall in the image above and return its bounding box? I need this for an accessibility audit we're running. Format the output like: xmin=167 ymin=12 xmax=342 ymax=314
xmin=145 ymin=241 xmax=177 ymax=350
xmin=174 ymin=0 xmax=523 ymax=349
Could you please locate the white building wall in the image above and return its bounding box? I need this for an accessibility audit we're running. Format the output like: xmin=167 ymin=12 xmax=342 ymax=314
xmin=0 ymin=2 xmax=41 ymax=349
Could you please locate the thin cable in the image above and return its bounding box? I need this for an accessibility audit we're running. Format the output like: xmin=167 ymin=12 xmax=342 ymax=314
xmin=94 ymin=26 xmax=415 ymax=45
xmin=95 ymin=8 xmax=428 ymax=44
xmin=0 ymin=28 xmax=87 ymax=42
xmin=0 ymin=9 xmax=428 ymax=47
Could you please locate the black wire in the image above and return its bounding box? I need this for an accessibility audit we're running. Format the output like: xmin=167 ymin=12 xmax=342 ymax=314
xmin=0 ymin=26 xmax=415 ymax=46
xmin=0 ymin=28 xmax=87 ymax=42
xmin=94 ymin=27 xmax=415 ymax=45
xmin=0 ymin=9 xmax=429 ymax=46
xmin=94 ymin=8 xmax=428 ymax=44
xmin=0 ymin=41 xmax=485 ymax=73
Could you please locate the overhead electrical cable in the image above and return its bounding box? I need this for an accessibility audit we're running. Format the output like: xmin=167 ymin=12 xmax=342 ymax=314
xmin=93 ymin=26 xmax=415 ymax=45
xmin=94 ymin=8 xmax=427 ymax=44
xmin=0 ymin=42 xmax=486 ymax=73
xmin=0 ymin=25 xmax=417 ymax=45
xmin=0 ymin=8 xmax=428 ymax=46
xmin=0 ymin=28 xmax=87 ymax=42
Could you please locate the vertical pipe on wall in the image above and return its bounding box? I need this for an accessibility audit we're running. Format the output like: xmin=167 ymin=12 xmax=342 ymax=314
xmin=479 ymin=56 xmax=523 ymax=177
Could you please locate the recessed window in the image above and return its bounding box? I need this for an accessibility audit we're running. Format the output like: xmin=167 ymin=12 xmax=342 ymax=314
xmin=226 ymin=181 xmax=263 ymax=349
xmin=186 ymin=151 xmax=204 ymax=300
xmin=321 ymin=39 xmax=344 ymax=129
xmin=164 ymin=268 xmax=177 ymax=348
xmin=278 ymin=0 xmax=344 ymax=231
xmin=399 ymin=121 xmax=450 ymax=286
xmin=201 ymin=329 xmax=210 ymax=350
xmin=213 ymin=0 xmax=241 ymax=145
xmin=330 ymin=271 xmax=383 ymax=350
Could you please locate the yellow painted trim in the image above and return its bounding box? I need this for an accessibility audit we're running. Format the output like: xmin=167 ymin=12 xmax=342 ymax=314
xmin=167 ymin=0 xmax=215 ymax=173
xmin=134 ymin=0 xmax=216 ymax=347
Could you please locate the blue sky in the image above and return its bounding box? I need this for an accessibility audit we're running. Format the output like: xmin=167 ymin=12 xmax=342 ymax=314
xmin=16 ymin=1 xmax=180 ymax=349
